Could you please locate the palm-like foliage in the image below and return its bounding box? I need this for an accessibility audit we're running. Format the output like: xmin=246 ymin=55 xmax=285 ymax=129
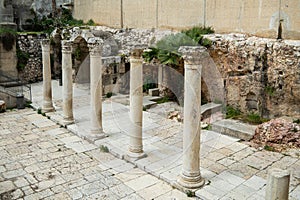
xmin=143 ymin=33 xmax=198 ymax=66
xmin=143 ymin=26 xmax=214 ymax=66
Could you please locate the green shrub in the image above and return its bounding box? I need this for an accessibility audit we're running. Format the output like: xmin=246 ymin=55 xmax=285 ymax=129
xmin=246 ymin=113 xmax=264 ymax=124
xmin=16 ymin=48 xmax=30 ymax=71
xmin=225 ymin=106 xmax=241 ymax=119
xmin=182 ymin=26 xmax=214 ymax=47
xmin=0 ymin=28 xmax=16 ymax=51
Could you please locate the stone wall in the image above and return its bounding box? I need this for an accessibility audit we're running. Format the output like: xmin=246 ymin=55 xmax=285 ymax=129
xmin=74 ymin=0 xmax=300 ymax=40
xmin=206 ymin=34 xmax=300 ymax=118
xmin=17 ymin=33 xmax=47 ymax=82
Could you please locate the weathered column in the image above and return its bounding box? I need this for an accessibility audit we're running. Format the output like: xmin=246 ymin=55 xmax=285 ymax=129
xmin=61 ymin=41 xmax=74 ymax=125
xmin=89 ymin=43 xmax=105 ymax=138
xmin=266 ymin=168 xmax=290 ymax=200
xmin=127 ymin=49 xmax=146 ymax=159
xmin=177 ymin=46 xmax=207 ymax=189
xmin=158 ymin=64 xmax=163 ymax=91
xmin=41 ymin=39 xmax=54 ymax=112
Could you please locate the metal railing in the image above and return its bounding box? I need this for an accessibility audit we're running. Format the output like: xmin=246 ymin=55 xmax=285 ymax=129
xmin=0 ymin=72 xmax=32 ymax=101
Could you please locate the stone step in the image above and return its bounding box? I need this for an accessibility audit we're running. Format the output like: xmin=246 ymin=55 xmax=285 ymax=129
xmin=211 ymin=119 xmax=257 ymax=141
xmin=201 ymin=102 xmax=222 ymax=119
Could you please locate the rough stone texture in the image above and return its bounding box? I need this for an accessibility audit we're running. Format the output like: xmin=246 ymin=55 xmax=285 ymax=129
xmin=251 ymin=118 xmax=300 ymax=152
xmin=206 ymin=34 xmax=300 ymax=118
xmin=17 ymin=33 xmax=47 ymax=83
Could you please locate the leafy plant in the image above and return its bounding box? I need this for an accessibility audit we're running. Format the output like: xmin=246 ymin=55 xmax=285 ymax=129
xmin=246 ymin=113 xmax=266 ymax=125
xmin=143 ymin=33 xmax=198 ymax=67
xmin=293 ymin=119 xmax=300 ymax=124
xmin=16 ymin=48 xmax=30 ymax=71
xmin=225 ymin=106 xmax=241 ymax=119
xmin=105 ymin=92 xmax=114 ymax=98
xmin=155 ymin=96 xmax=169 ymax=104
xmin=100 ymin=145 xmax=109 ymax=153
xmin=182 ymin=26 xmax=214 ymax=47
xmin=86 ymin=19 xmax=96 ymax=26
xmin=0 ymin=28 xmax=17 ymax=51
xmin=265 ymin=86 xmax=275 ymax=96
xmin=264 ymin=145 xmax=275 ymax=151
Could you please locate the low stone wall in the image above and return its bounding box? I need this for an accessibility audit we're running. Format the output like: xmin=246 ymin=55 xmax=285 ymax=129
xmin=206 ymin=34 xmax=300 ymax=118
xmin=17 ymin=33 xmax=47 ymax=82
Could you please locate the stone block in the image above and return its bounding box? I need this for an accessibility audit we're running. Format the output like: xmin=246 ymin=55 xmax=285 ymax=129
xmin=148 ymin=88 xmax=159 ymax=96
xmin=0 ymin=100 xmax=6 ymax=112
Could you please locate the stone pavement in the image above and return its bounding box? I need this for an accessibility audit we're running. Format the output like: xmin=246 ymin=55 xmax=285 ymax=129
xmin=0 ymin=108 xmax=194 ymax=200
xmin=1 ymin=80 xmax=299 ymax=200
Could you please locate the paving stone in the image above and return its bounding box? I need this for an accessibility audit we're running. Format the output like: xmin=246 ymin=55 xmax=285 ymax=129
xmin=157 ymin=189 xmax=198 ymax=200
xmin=136 ymin=181 xmax=173 ymax=199
xmin=115 ymin=168 xmax=147 ymax=183
xmin=222 ymin=184 xmax=256 ymax=200
xmin=14 ymin=177 xmax=30 ymax=188
xmin=243 ymin=175 xmax=266 ymax=190
xmin=110 ymin=183 xmax=135 ymax=198
xmin=66 ymin=188 xmax=83 ymax=200
xmin=124 ymin=174 xmax=160 ymax=191
xmin=120 ymin=192 xmax=146 ymax=200
xmin=0 ymin=180 xmax=16 ymax=194
xmin=240 ymin=155 xmax=273 ymax=170
xmin=216 ymin=171 xmax=246 ymax=186
xmin=84 ymin=189 xmax=121 ymax=200
xmin=218 ymin=157 xmax=236 ymax=167
xmin=199 ymin=185 xmax=227 ymax=198
xmin=209 ymin=177 xmax=236 ymax=193
xmin=79 ymin=181 xmax=108 ymax=196
xmin=11 ymin=189 xmax=24 ymax=199
xmin=2 ymin=168 xmax=26 ymax=179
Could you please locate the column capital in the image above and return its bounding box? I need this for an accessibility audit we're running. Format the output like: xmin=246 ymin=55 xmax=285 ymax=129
xmin=40 ymin=39 xmax=50 ymax=52
xmin=61 ymin=40 xmax=72 ymax=54
xmin=88 ymin=43 xmax=102 ymax=57
xmin=179 ymin=46 xmax=209 ymax=66
xmin=129 ymin=49 xmax=144 ymax=63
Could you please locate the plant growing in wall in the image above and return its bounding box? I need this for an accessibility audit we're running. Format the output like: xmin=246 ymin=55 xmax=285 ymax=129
xmin=0 ymin=28 xmax=17 ymax=51
xmin=16 ymin=48 xmax=30 ymax=72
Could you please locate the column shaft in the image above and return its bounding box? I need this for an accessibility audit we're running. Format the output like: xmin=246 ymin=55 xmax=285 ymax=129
xmin=128 ymin=49 xmax=145 ymax=158
xmin=62 ymin=41 xmax=74 ymax=125
xmin=41 ymin=39 xmax=54 ymax=112
xmin=89 ymin=45 xmax=104 ymax=136
xmin=177 ymin=46 xmax=207 ymax=189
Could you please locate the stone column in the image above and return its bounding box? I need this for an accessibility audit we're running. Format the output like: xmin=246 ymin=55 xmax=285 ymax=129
xmin=266 ymin=168 xmax=290 ymax=200
xmin=127 ymin=49 xmax=146 ymax=159
xmin=158 ymin=64 xmax=163 ymax=91
xmin=89 ymin=43 xmax=105 ymax=138
xmin=41 ymin=39 xmax=54 ymax=112
xmin=61 ymin=41 xmax=74 ymax=125
xmin=177 ymin=46 xmax=207 ymax=189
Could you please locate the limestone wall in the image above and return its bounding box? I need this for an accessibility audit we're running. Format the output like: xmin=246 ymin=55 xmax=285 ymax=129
xmin=73 ymin=0 xmax=300 ymax=40
xmin=206 ymin=34 xmax=300 ymax=118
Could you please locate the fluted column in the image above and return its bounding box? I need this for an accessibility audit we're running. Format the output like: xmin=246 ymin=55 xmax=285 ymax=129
xmin=177 ymin=46 xmax=208 ymax=189
xmin=89 ymin=43 xmax=105 ymax=138
xmin=41 ymin=39 xmax=54 ymax=112
xmin=127 ymin=49 xmax=146 ymax=159
xmin=61 ymin=41 xmax=74 ymax=125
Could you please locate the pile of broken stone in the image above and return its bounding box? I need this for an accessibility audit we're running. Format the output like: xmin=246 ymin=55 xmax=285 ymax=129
xmin=251 ymin=118 xmax=300 ymax=152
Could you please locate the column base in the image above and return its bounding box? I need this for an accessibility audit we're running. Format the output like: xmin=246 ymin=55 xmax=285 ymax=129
xmin=177 ymin=173 xmax=205 ymax=189
xmin=42 ymin=106 xmax=55 ymax=113
xmin=62 ymin=117 xmax=74 ymax=126
xmin=126 ymin=150 xmax=147 ymax=159
xmin=89 ymin=128 xmax=107 ymax=142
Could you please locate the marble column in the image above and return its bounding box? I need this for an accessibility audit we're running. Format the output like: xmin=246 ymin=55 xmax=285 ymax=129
xmin=177 ymin=46 xmax=208 ymax=189
xmin=61 ymin=41 xmax=74 ymax=125
xmin=41 ymin=39 xmax=54 ymax=112
xmin=89 ymin=43 xmax=105 ymax=138
xmin=127 ymin=49 xmax=146 ymax=159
